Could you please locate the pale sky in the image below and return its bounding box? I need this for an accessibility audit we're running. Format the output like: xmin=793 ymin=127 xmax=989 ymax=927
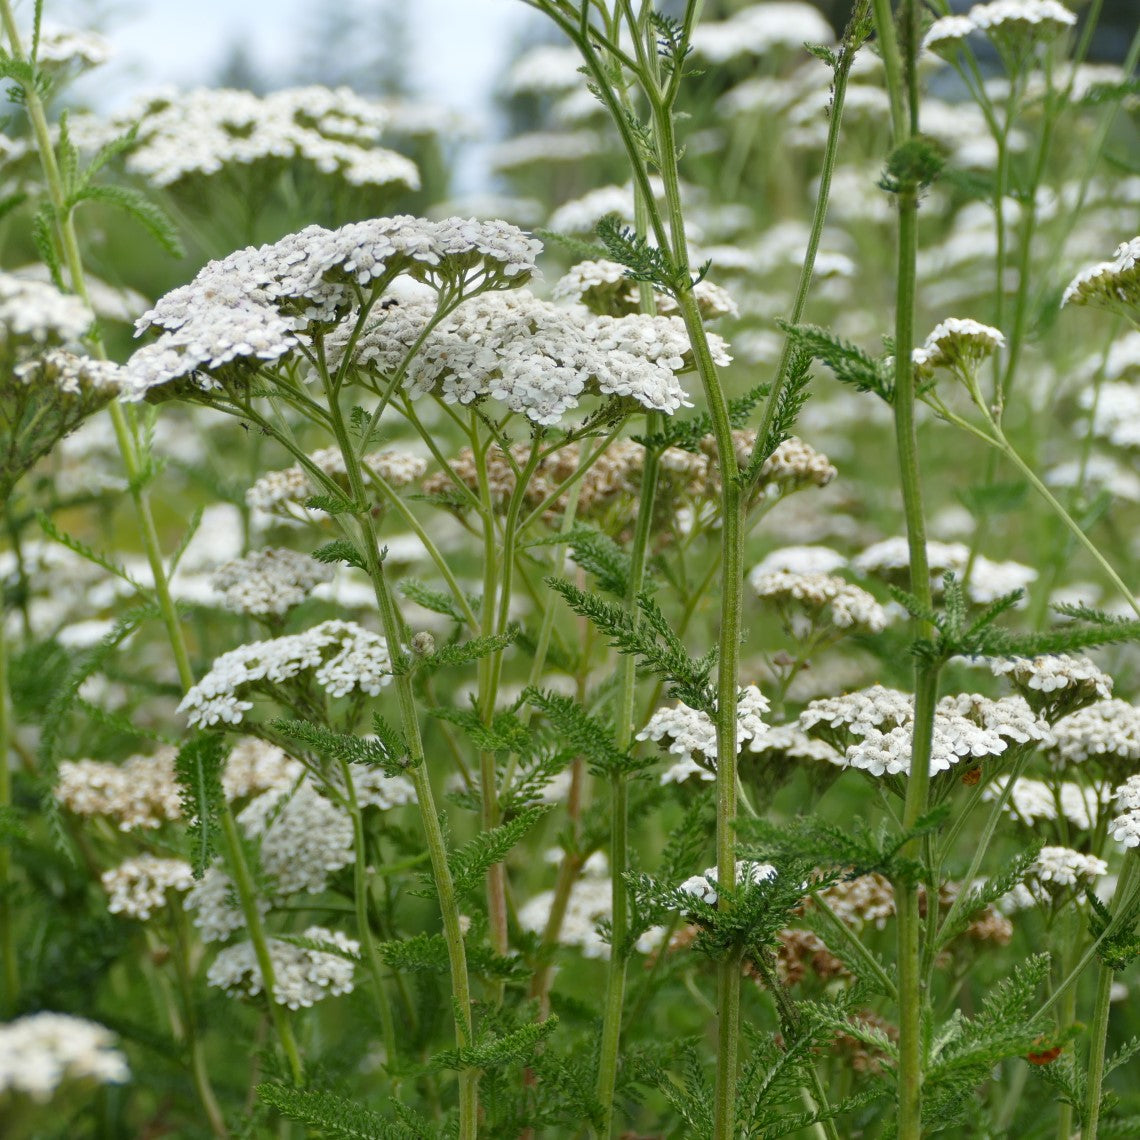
xmin=50 ymin=0 xmax=539 ymax=188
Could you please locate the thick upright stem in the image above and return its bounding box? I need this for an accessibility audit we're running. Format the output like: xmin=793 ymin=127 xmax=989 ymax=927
xmin=1082 ymin=851 xmax=1139 ymax=1139
xmin=220 ymin=807 xmax=304 ymax=1085
xmin=326 ymin=391 xmax=477 ymax=1136
xmin=339 ymin=757 xmax=399 ymax=1066
xmin=872 ymin=2 xmax=936 ymax=1133
xmin=0 ymin=615 xmax=16 ymax=1015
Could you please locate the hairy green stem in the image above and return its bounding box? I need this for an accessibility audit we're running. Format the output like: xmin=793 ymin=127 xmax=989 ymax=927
xmin=1081 ymin=851 xmax=1140 ymax=1139
xmin=0 ymin=614 xmax=15 ymax=1016
xmin=338 ymin=757 xmax=399 ymax=1066
xmin=170 ymin=902 xmax=229 ymax=1137
xmin=220 ymin=807 xmax=304 ymax=1084
xmin=324 ymin=382 xmax=477 ymax=1135
xmin=872 ymin=1 xmax=937 ymax=1132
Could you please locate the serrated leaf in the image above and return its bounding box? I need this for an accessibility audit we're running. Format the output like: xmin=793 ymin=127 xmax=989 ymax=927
xmin=256 ymin=1085 xmax=421 ymax=1140
xmin=447 ymin=804 xmax=551 ymax=896
xmin=312 ymin=539 xmax=366 ymax=571
xmin=70 ymin=182 xmax=183 ymax=257
xmin=174 ymin=733 xmax=229 ymax=877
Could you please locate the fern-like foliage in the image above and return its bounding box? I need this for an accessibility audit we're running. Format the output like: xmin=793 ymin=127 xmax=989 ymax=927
xmin=429 ymin=1015 xmax=558 ymax=1072
xmin=256 ymin=1084 xmax=426 ymax=1139
xmin=739 ymin=808 xmax=949 ymax=883
xmin=636 ymin=381 xmax=769 ymax=454
xmin=312 ymin=539 xmax=366 ymax=572
xmin=441 ymin=804 xmax=551 ymax=897
xmin=546 ymin=577 xmax=716 ymax=710
xmin=918 ymin=955 xmax=1052 ymax=1132
xmin=1086 ymin=890 xmax=1140 ymax=971
xmin=779 ymin=321 xmax=894 ymax=403
xmin=596 ymin=214 xmax=685 ymax=293
xmin=417 ymin=629 xmax=519 ymax=675
xmin=892 ymin=574 xmax=1140 ymax=666
xmin=565 ymin=527 xmax=632 ymax=598
xmin=270 ymin=717 xmax=409 ymax=777
xmin=524 ymin=688 xmax=640 ymax=777
xmin=429 ymin=703 xmax=532 ymax=756
xmin=398 ymin=577 xmax=477 ymax=624
xmin=742 ymin=349 xmax=813 ymax=486
xmin=174 ymin=733 xmax=229 ymax=877
xmin=936 ymin=842 xmax=1042 ymax=948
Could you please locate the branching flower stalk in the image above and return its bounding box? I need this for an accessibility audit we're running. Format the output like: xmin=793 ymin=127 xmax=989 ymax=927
xmin=871 ymin=0 xmax=938 ymax=1134
xmin=755 ymin=0 xmax=871 ymax=454
xmin=1081 ymin=849 xmax=1140 ymax=1139
xmin=318 ymin=373 xmax=478 ymax=1137
xmin=0 ymin=0 xmax=296 ymax=1105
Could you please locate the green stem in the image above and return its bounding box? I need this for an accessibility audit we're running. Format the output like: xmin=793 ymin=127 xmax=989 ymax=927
xmin=872 ymin=1 xmax=935 ymax=1131
xmin=220 ymin=806 xmax=304 ymax=1084
xmin=338 ymin=757 xmax=399 ymax=1067
xmin=170 ymin=903 xmax=229 ymax=1137
xmin=1081 ymin=851 xmax=1140 ymax=1139
xmin=325 ymin=382 xmax=477 ymax=1135
xmin=0 ymin=614 xmax=16 ymax=1015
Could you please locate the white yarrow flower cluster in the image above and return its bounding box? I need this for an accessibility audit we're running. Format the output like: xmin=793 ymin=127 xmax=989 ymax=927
xmin=853 ymin=537 xmax=1036 ymax=604
xmin=800 ymin=687 xmax=1050 ymax=777
xmin=690 ymin=3 xmax=834 ymax=62
xmin=55 ymin=748 xmax=183 ymax=832
xmin=678 ymin=860 xmax=778 ymax=907
xmin=518 ymin=855 xmax=614 ymax=959
xmin=750 ymin=570 xmax=889 ymax=634
xmin=221 ymin=738 xmax=305 ymax=800
xmin=1049 ymin=700 xmax=1140 ymax=770
xmin=990 ymin=654 xmax=1112 ymax=719
xmin=1109 ymin=775 xmax=1140 ymax=848
xmin=245 ymin=446 xmax=426 ymax=517
xmin=81 ymin=86 xmax=418 ymax=190
xmin=750 ymin=545 xmax=848 ymax=578
xmin=337 ymin=289 xmax=715 ymax=425
xmin=926 ymin=0 xmax=1076 ymax=57
xmin=34 ymin=25 xmax=113 ymax=70
xmin=178 ymin=620 xmax=392 ymax=728
xmin=0 ymin=1013 xmax=129 ymax=1101
xmin=126 ymin=216 xmax=543 ymax=399
xmin=912 ymin=317 xmax=1005 ymax=379
xmin=984 ymin=775 xmax=1105 ymax=831
xmin=210 ymin=548 xmax=334 ymax=617
xmin=101 ymin=856 xmax=195 ymax=920
xmin=1062 ymin=237 xmax=1140 ymax=311
xmin=0 ymin=272 xmax=92 ymax=348
xmin=207 ymin=927 xmax=359 ymax=1008
xmin=637 ymin=686 xmax=770 ymax=784
xmin=237 ymin=779 xmax=355 ymax=896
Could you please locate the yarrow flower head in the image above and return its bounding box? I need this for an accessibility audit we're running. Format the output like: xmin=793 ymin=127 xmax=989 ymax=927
xmin=0 ymin=1013 xmax=129 ymax=1101
xmin=209 ymin=548 xmax=333 ymax=617
xmin=990 ymin=654 xmax=1112 ymax=721
xmin=800 ymin=687 xmax=1050 ymax=779
xmin=637 ymin=686 xmax=770 ymax=784
xmin=750 ymin=569 xmax=889 ymax=637
xmin=518 ymin=853 xmax=614 ymax=958
xmin=101 ymin=856 xmax=195 ymax=921
xmin=966 ymin=0 xmax=1077 ymax=51
xmin=678 ymin=860 xmax=778 ymax=908
xmin=912 ymin=317 xmax=1005 ymax=382
xmin=1108 ymin=775 xmax=1140 ymax=849
xmin=178 ymin=620 xmax=392 ymax=728
xmin=1062 ymin=237 xmax=1140 ymax=313
xmin=125 ymin=216 xmax=543 ymax=400
xmin=332 ymin=288 xmax=718 ymax=426
xmin=77 ymin=86 xmax=419 ymax=191
xmin=985 ymin=775 xmax=1107 ymax=832
xmin=207 ymin=927 xmax=359 ymax=1008
xmin=55 ymin=747 xmax=183 ymax=832
xmin=1048 ymin=699 xmax=1140 ymax=779
xmin=922 ymin=15 xmax=977 ymax=58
